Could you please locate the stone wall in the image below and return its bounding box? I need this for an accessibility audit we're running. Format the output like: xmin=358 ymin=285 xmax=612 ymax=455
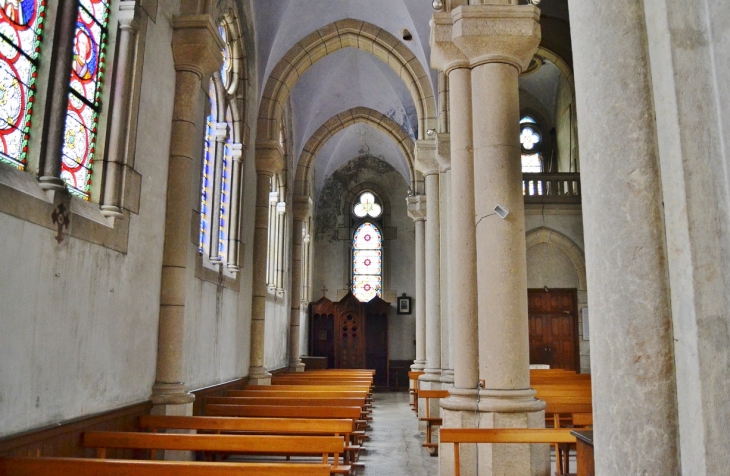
xmin=312 ymin=155 xmax=416 ymax=361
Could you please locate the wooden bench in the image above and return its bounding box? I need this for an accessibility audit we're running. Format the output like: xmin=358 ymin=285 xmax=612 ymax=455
xmin=138 ymin=415 xmax=361 ymax=465
xmin=553 ymin=413 xmax=593 ymax=476
xmin=408 ymin=371 xmax=424 ymax=414
xmin=0 ymin=457 xmax=329 ymax=475
xmin=417 ymin=389 xmax=450 ymax=456
xmin=82 ymin=432 xmax=350 ymax=475
xmin=439 ymin=428 xmax=576 ymax=476
xmin=205 ymin=405 xmax=368 ymax=442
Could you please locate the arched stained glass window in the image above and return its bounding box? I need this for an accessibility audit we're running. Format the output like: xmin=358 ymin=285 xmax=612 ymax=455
xmin=520 ymin=115 xmax=542 ymax=174
xmin=61 ymin=0 xmax=110 ymax=199
xmin=0 ymin=0 xmax=46 ymax=169
xmin=198 ymin=113 xmax=215 ymax=255
xmin=352 ymin=221 xmax=382 ymax=302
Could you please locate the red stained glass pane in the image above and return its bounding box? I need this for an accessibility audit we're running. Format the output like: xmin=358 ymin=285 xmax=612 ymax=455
xmin=0 ymin=0 xmax=46 ymax=169
xmin=61 ymin=0 xmax=109 ymax=200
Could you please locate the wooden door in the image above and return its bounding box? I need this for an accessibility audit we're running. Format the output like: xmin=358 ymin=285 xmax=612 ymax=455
xmin=309 ymin=297 xmax=336 ymax=369
xmin=335 ymin=293 xmax=366 ymax=369
xmin=528 ymin=289 xmax=579 ymax=371
xmin=365 ymin=296 xmax=389 ymax=387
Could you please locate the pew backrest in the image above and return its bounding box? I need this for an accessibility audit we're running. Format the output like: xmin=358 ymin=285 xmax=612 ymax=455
xmin=205 ymin=405 xmax=363 ymax=421
xmin=138 ymin=415 xmax=354 ymax=435
xmin=206 ymin=397 xmax=366 ymax=408
xmin=0 ymin=457 xmax=330 ymax=476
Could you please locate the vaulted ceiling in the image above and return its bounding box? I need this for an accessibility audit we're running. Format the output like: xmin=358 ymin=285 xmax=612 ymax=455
xmin=251 ymin=0 xmax=571 ymax=198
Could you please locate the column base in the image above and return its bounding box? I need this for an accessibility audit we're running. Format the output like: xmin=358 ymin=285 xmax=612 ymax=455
xmin=440 ymin=369 xmax=455 ymax=388
xmin=289 ymin=359 xmax=305 ymax=372
xmin=100 ymin=204 xmax=124 ymax=219
xmin=149 ymin=382 xmax=195 ymax=406
xmin=411 ymin=360 xmax=427 ymax=371
xmin=248 ymin=366 xmax=272 ymax=385
xmin=149 ymin=393 xmax=195 ymax=461
xmin=440 ymin=387 xmax=549 ymax=476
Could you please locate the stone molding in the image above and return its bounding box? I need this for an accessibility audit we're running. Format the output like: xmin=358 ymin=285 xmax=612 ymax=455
xmin=436 ymin=133 xmax=451 ymax=171
xmin=294 ymin=107 xmax=416 ymax=196
xmin=431 ymin=4 xmax=541 ymax=74
xmin=257 ymin=19 xmax=437 ymax=143
xmin=171 ymin=15 xmax=226 ymax=78
xmin=292 ymin=195 xmax=314 ymax=220
xmin=407 ymin=195 xmax=427 ymax=221
xmin=255 ymin=140 xmax=285 ymax=174
xmin=415 ymin=139 xmax=440 ymax=176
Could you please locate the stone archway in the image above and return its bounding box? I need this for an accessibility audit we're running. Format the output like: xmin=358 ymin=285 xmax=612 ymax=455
xmin=525 ymin=226 xmax=586 ymax=292
xmin=257 ymin=19 xmax=437 ymax=145
xmin=294 ymin=107 xmax=417 ymax=196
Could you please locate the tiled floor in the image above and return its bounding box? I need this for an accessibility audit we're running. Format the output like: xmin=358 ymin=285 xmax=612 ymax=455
xmin=357 ymin=391 xmax=439 ymax=476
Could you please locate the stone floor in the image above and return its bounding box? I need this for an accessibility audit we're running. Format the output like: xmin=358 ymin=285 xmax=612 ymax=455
xmin=357 ymin=390 xmax=439 ymax=476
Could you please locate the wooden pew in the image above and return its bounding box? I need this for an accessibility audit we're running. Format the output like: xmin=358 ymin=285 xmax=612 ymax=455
xmin=0 ymin=457 xmax=330 ymax=476
xmin=205 ymin=405 xmax=368 ymax=441
xmin=439 ymin=428 xmax=577 ymax=476
xmin=553 ymin=413 xmax=593 ymax=476
xmin=417 ymin=389 xmax=450 ymax=456
xmin=82 ymin=432 xmax=350 ymax=475
xmin=206 ymin=397 xmax=370 ymax=423
xmin=408 ymin=371 xmax=424 ymax=414
xmin=138 ymin=415 xmax=361 ymax=465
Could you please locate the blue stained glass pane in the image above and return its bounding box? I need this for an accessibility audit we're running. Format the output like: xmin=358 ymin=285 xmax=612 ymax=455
xmin=199 ymin=116 xmax=214 ymax=254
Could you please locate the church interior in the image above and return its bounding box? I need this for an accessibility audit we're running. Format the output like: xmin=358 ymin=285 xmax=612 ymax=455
xmin=0 ymin=0 xmax=728 ymax=474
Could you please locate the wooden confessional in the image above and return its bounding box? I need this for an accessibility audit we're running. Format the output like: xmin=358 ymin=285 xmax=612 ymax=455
xmin=309 ymin=292 xmax=390 ymax=387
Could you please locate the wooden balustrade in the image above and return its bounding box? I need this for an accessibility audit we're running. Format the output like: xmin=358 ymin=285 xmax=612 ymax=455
xmin=523 ymin=173 xmax=581 ymax=204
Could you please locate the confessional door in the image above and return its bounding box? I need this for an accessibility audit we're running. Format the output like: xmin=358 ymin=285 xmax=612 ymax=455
xmin=528 ymin=288 xmax=579 ymax=371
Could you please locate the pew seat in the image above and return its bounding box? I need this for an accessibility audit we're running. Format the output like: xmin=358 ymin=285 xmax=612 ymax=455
xmin=0 ymin=457 xmax=330 ymax=476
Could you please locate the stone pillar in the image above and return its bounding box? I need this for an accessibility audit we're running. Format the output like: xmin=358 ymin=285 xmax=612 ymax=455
xmin=266 ymin=190 xmax=278 ymax=285
xmin=249 ymin=141 xmax=285 ymax=384
xmin=437 ymin=133 xmax=454 ymax=387
xmin=151 ymin=16 xmax=224 ymax=412
xmin=101 ymin=2 xmax=138 ymax=218
xmin=567 ymin=0 xmax=680 ymax=473
xmin=289 ymin=195 xmax=313 ymax=371
xmin=208 ymin=118 xmax=228 ymax=264
xmin=225 ymin=143 xmax=244 ymax=271
xmin=432 ymin=5 xmax=547 ymax=475
xmin=38 ymin=0 xmax=79 ymax=195
xmin=406 ymin=196 xmax=427 ymax=372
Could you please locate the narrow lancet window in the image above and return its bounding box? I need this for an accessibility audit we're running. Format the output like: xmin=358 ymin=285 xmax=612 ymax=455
xmin=61 ymin=0 xmax=110 ymax=199
xmin=352 ymin=221 xmax=382 ymax=302
xmin=0 ymin=0 xmax=46 ymax=169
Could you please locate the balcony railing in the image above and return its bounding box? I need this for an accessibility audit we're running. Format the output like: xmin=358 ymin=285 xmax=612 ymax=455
xmin=522 ymin=173 xmax=581 ymax=205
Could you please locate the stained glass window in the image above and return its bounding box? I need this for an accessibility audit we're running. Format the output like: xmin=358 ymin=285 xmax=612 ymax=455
xmin=352 ymin=221 xmax=382 ymax=302
xmin=0 ymin=0 xmax=46 ymax=169
xmin=520 ymin=115 xmax=542 ymax=174
xmin=353 ymin=191 xmax=382 ymax=218
xmin=61 ymin=0 xmax=110 ymax=199
xmin=199 ymin=116 xmax=214 ymax=255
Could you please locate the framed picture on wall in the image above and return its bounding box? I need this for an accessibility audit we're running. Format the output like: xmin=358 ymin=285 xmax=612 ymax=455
xmin=397 ymin=294 xmax=412 ymax=315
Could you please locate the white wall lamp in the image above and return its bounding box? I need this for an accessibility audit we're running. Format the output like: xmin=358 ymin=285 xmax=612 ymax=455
xmin=494 ymin=205 xmax=510 ymax=219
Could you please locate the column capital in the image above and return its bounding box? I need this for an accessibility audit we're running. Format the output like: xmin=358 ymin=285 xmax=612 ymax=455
xmin=228 ymin=142 xmax=244 ymax=162
xmin=407 ymin=195 xmax=428 ymax=221
xmin=268 ymin=191 xmax=279 ymax=204
xmin=451 ymin=4 xmax=541 ymax=72
xmin=436 ymin=133 xmax=451 ymax=171
xmin=430 ymin=12 xmax=469 ymax=73
xmin=293 ymin=194 xmax=314 ymax=220
xmin=171 ymin=15 xmax=225 ymax=78
xmin=118 ymin=2 xmax=139 ymax=31
xmin=256 ymin=140 xmax=285 ymax=174
xmin=415 ymin=139 xmax=440 ymax=176
xmin=276 ymin=201 xmax=287 ymax=215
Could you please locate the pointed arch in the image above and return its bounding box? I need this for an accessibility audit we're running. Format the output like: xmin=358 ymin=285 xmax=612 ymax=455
xmin=257 ymin=19 xmax=437 ymax=146
xmin=294 ymin=107 xmax=416 ymax=197
xmin=525 ymin=227 xmax=587 ymax=291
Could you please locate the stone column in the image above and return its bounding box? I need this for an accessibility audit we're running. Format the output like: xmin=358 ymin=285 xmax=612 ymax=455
xmin=567 ymin=0 xmax=680 ymax=473
xmin=101 ymin=2 xmax=138 ymax=218
xmin=266 ymin=190 xmax=278 ymax=285
xmin=225 ymin=143 xmax=244 ymax=271
xmin=417 ymin=141 xmax=442 ymax=391
xmin=208 ymin=118 xmax=228 ymax=264
xmin=432 ymin=5 xmax=547 ymax=475
xmin=151 ymin=15 xmax=224 ymax=412
xmin=437 ymin=133 xmax=454 ymax=387
xmin=406 ymin=196 xmax=427 ymax=372
xmin=289 ymin=195 xmax=313 ymax=371
xmin=38 ymin=0 xmax=79 ymax=195
xmin=249 ymin=141 xmax=285 ymax=384
xmin=276 ymin=197 xmax=287 ymax=291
